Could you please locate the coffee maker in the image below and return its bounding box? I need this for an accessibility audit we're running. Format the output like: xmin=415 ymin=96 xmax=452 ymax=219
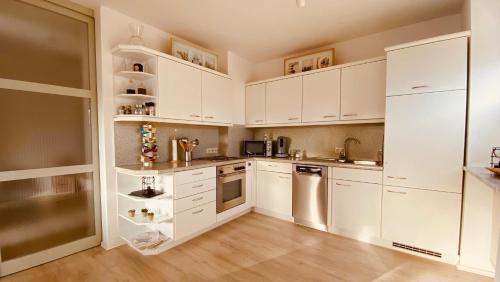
xmin=275 ymin=136 xmax=289 ymax=158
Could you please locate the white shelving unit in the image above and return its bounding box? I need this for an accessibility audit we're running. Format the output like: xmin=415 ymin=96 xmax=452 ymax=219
xmin=116 ymin=170 xmax=175 ymax=255
xmin=113 ymin=46 xmax=158 ymax=118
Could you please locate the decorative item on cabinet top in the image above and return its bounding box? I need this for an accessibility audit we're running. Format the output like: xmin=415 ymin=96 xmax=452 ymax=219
xmin=284 ymin=48 xmax=335 ymax=75
xmin=169 ymin=37 xmax=218 ymax=71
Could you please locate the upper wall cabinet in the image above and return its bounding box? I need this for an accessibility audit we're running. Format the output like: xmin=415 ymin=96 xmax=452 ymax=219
xmin=265 ymin=77 xmax=303 ymax=124
xmin=245 ymin=83 xmax=266 ymax=125
xmin=201 ymin=72 xmax=232 ymax=124
xmin=158 ymin=57 xmax=202 ymax=121
xmin=341 ymin=60 xmax=386 ymax=120
xmin=386 ymin=37 xmax=467 ymax=96
xmin=302 ymin=69 xmax=341 ymax=123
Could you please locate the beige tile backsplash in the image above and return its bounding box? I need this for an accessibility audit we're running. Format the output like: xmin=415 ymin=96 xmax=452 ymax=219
xmin=115 ymin=122 xmax=384 ymax=165
xmin=253 ymin=124 xmax=384 ymax=161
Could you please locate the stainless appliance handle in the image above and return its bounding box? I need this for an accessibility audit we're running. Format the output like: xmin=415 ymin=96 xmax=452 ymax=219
xmin=295 ymin=171 xmax=322 ymax=177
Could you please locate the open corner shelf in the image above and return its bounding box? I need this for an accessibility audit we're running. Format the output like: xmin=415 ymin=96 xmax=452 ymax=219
xmin=119 ymin=213 xmax=173 ymax=226
xmin=118 ymin=192 xmax=172 ymax=201
xmin=115 ymin=71 xmax=156 ymax=81
xmin=112 ymin=44 xmax=159 ymax=61
xmin=120 ymin=232 xmax=173 ymax=256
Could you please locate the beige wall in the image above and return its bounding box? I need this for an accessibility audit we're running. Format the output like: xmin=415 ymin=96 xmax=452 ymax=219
xmin=253 ymin=124 xmax=384 ymax=161
xmin=250 ymin=14 xmax=464 ymax=81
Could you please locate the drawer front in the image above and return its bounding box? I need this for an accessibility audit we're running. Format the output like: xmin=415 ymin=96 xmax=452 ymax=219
xmin=174 ymin=178 xmax=216 ymax=199
xmin=174 ymin=166 xmax=216 ymax=185
xmin=175 ymin=201 xmax=216 ymax=240
xmin=175 ymin=190 xmax=216 ymax=214
xmin=257 ymin=161 xmax=292 ymax=174
xmin=381 ymin=186 xmax=461 ymax=255
xmin=386 ymin=37 xmax=467 ymax=96
xmin=332 ymin=167 xmax=382 ymax=184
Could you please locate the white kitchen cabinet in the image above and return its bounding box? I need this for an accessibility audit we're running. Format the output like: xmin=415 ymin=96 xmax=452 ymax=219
xmin=302 ymin=69 xmax=340 ymax=122
xmin=386 ymin=36 xmax=467 ymax=96
xmin=174 ymin=201 xmax=216 ymax=240
xmin=331 ymin=179 xmax=382 ymax=239
xmin=341 ymin=60 xmax=386 ymax=120
xmin=383 ymin=90 xmax=466 ymax=193
xmin=245 ymin=83 xmax=266 ymax=125
xmin=381 ymin=186 xmax=461 ymax=256
xmin=265 ymin=77 xmax=302 ymax=124
xmin=201 ymin=72 xmax=233 ymax=124
xmin=157 ymin=57 xmax=202 ymax=121
xmin=256 ymin=170 xmax=292 ymax=218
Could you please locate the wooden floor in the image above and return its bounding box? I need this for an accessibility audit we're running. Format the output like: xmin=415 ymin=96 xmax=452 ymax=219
xmin=0 ymin=212 xmax=492 ymax=282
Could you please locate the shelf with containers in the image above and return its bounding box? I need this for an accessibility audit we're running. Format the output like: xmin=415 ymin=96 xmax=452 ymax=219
xmin=113 ymin=45 xmax=158 ymax=118
xmin=116 ymin=170 xmax=175 ymax=255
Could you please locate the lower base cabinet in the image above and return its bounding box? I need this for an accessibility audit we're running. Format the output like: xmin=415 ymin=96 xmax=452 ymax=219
xmin=331 ymin=179 xmax=382 ymax=238
xmin=256 ymin=170 xmax=292 ymax=217
xmin=381 ymin=186 xmax=461 ymax=255
xmin=174 ymin=201 xmax=216 ymax=240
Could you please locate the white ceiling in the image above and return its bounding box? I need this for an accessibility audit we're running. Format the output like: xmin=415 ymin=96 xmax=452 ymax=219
xmin=74 ymin=0 xmax=464 ymax=62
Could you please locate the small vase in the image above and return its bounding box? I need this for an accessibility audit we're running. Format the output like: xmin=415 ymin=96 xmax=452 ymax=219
xmin=128 ymin=23 xmax=145 ymax=46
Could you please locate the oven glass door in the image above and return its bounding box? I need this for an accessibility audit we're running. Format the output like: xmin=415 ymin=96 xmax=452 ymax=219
xmin=217 ymin=172 xmax=246 ymax=213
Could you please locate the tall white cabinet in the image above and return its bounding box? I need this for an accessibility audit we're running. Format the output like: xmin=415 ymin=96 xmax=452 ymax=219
xmin=382 ymin=33 xmax=468 ymax=261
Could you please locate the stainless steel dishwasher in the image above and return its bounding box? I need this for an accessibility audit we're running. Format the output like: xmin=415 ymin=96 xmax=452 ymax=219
xmin=292 ymin=164 xmax=328 ymax=231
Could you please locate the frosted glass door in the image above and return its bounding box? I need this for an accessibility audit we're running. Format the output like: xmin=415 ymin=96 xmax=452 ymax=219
xmin=0 ymin=0 xmax=99 ymax=276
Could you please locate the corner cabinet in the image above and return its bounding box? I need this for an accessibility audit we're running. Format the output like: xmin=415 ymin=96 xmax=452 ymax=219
xmin=265 ymin=77 xmax=303 ymax=124
xmin=201 ymin=72 xmax=233 ymax=124
xmin=157 ymin=57 xmax=202 ymax=121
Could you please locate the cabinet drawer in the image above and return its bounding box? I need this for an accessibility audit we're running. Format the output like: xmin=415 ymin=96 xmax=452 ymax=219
xmin=174 ymin=201 xmax=216 ymax=240
xmin=332 ymin=167 xmax=382 ymax=184
xmin=386 ymin=37 xmax=467 ymax=96
xmin=381 ymin=186 xmax=461 ymax=255
xmin=257 ymin=161 xmax=292 ymax=174
xmin=174 ymin=166 xmax=216 ymax=185
xmin=175 ymin=190 xmax=216 ymax=214
xmin=174 ymin=178 xmax=216 ymax=199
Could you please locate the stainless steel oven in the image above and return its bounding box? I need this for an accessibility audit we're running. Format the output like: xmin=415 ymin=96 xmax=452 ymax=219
xmin=216 ymin=162 xmax=246 ymax=213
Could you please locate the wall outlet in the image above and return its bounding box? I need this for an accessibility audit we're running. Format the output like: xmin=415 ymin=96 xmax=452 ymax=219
xmin=334 ymin=147 xmax=344 ymax=154
xmin=206 ymin=147 xmax=218 ymax=154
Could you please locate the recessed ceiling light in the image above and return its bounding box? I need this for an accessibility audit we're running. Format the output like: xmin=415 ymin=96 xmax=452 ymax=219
xmin=296 ymin=0 xmax=306 ymax=8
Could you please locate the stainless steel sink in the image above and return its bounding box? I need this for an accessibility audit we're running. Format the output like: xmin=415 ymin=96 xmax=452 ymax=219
xmin=304 ymin=157 xmax=380 ymax=167
xmin=351 ymin=160 xmax=379 ymax=166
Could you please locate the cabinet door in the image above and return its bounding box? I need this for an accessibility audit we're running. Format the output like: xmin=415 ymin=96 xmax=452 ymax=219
xmin=256 ymin=171 xmax=292 ymax=217
xmin=341 ymin=60 xmax=386 ymax=120
xmin=245 ymin=161 xmax=256 ymax=207
xmin=245 ymin=84 xmax=266 ymax=124
xmin=383 ymin=90 xmax=466 ymax=193
xmin=381 ymin=186 xmax=461 ymax=255
xmin=331 ymin=180 xmax=382 ymax=238
xmin=265 ymin=77 xmax=302 ymax=124
xmin=386 ymin=37 xmax=467 ymax=96
xmin=302 ymin=69 xmax=340 ymax=122
xmin=201 ymin=72 xmax=232 ymax=124
xmin=157 ymin=58 xmax=202 ymax=121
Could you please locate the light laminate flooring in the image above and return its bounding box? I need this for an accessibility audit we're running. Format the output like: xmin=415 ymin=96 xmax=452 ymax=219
xmin=0 ymin=212 xmax=492 ymax=282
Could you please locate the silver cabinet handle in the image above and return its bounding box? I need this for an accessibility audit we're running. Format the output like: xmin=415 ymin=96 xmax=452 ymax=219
xmin=267 ymin=164 xmax=278 ymax=167
xmin=192 ymin=184 xmax=204 ymax=188
xmin=343 ymin=113 xmax=358 ymax=117
xmin=411 ymin=85 xmax=428 ymax=89
xmin=192 ymin=209 xmax=204 ymax=214
xmin=387 ymin=176 xmax=407 ymax=180
xmin=323 ymin=115 xmax=336 ymax=118
xmin=192 ymin=172 xmax=203 ymax=176
xmin=288 ymin=117 xmax=299 ymax=121
xmin=387 ymin=190 xmax=407 ymax=195
xmin=190 ymin=114 xmax=201 ymax=118
xmin=205 ymin=116 xmax=214 ymax=119
xmin=336 ymin=182 xmax=351 ymax=187
xmin=255 ymin=119 xmax=264 ymax=123
xmin=192 ymin=196 xmax=204 ymax=201
xmin=278 ymin=176 xmax=289 ymax=179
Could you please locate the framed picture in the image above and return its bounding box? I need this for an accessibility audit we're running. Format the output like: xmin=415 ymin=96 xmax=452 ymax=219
xmin=170 ymin=37 xmax=218 ymax=71
xmin=284 ymin=48 xmax=335 ymax=75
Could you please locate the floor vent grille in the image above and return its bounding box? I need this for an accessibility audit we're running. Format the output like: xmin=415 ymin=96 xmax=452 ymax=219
xmin=392 ymin=242 xmax=442 ymax=258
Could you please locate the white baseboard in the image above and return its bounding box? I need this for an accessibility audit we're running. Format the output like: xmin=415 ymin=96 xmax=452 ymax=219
xmin=252 ymin=208 xmax=294 ymax=222
xmin=457 ymin=264 xmax=495 ymax=278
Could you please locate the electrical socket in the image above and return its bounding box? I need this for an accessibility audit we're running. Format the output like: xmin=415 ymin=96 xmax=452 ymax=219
xmin=206 ymin=147 xmax=218 ymax=154
xmin=334 ymin=147 xmax=344 ymax=154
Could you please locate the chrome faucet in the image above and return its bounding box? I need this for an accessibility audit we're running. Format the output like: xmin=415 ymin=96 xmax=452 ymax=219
xmin=341 ymin=137 xmax=361 ymax=161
